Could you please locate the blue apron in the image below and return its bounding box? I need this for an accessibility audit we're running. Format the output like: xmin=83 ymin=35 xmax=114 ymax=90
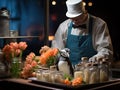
xmin=66 ymin=16 xmax=97 ymax=66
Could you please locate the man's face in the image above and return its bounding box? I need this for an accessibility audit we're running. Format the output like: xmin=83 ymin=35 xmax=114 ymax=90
xmin=70 ymin=13 xmax=87 ymax=26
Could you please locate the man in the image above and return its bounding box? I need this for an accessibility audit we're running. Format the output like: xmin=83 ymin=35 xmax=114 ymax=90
xmin=51 ymin=0 xmax=113 ymax=66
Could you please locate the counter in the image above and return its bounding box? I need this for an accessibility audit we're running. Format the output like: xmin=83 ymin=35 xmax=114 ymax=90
xmin=0 ymin=78 xmax=120 ymax=90
xmin=0 ymin=78 xmax=61 ymax=90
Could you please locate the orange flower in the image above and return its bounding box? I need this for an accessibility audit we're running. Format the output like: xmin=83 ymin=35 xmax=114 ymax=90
xmin=39 ymin=48 xmax=59 ymax=65
xmin=18 ymin=42 xmax=28 ymax=50
xmin=2 ymin=42 xmax=28 ymax=62
xmin=20 ymin=52 xmax=39 ymax=78
xmin=15 ymin=49 xmax=21 ymax=56
xmin=64 ymin=78 xmax=71 ymax=85
xmin=52 ymin=48 xmax=59 ymax=56
xmin=72 ymin=77 xmax=83 ymax=86
xmin=39 ymin=48 xmax=53 ymax=64
xmin=10 ymin=42 xmax=18 ymax=50
xmin=31 ymin=61 xmax=37 ymax=67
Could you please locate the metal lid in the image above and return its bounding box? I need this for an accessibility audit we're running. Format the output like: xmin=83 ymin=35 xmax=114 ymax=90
xmin=0 ymin=8 xmax=9 ymax=18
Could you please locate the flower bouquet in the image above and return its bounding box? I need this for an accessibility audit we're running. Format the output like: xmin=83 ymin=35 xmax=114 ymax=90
xmin=2 ymin=41 xmax=27 ymax=78
xmin=39 ymin=45 xmax=59 ymax=68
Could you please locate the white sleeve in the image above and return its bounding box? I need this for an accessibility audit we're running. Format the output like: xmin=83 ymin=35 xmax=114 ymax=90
xmin=93 ymin=20 xmax=113 ymax=60
xmin=51 ymin=24 xmax=66 ymax=50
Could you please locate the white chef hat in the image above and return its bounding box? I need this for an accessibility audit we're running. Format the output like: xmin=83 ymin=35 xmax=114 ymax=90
xmin=66 ymin=0 xmax=85 ymax=18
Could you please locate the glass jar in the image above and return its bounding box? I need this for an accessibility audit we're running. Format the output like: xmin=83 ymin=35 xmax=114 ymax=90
xmin=75 ymin=63 xmax=84 ymax=71
xmin=74 ymin=63 xmax=84 ymax=79
xmin=81 ymin=57 xmax=88 ymax=67
xmin=49 ymin=70 xmax=56 ymax=83
xmin=10 ymin=57 xmax=22 ymax=78
xmin=89 ymin=63 xmax=100 ymax=84
xmin=99 ymin=61 xmax=109 ymax=82
xmin=54 ymin=71 xmax=64 ymax=83
xmin=42 ymin=70 xmax=50 ymax=82
xmin=83 ymin=63 xmax=91 ymax=84
xmin=35 ymin=69 xmax=43 ymax=80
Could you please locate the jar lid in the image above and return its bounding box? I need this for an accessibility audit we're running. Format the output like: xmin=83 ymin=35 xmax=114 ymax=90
xmin=81 ymin=57 xmax=88 ymax=61
xmin=0 ymin=8 xmax=9 ymax=18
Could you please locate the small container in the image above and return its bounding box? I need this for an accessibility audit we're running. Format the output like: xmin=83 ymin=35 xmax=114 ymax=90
xmin=75 ymin=63 xmax=84 ymax=71
xmin=74 ymin=63 xmax=84 ymax=79
xmin=83 ymin=63 xmax=91 ymax=84
xmin=89 ymin=63 xmax=100 ymax=84
xmin=0 ymin=8 xmax=10 ymax=36
xmin=74 ymin=71 xmax=83 ymax=79
xmin=99 ymin=61 xmax=109 ymax=82
xmin=49 ymin=70 xmax=56 ymax=83
xmin=42 ymin=70 xmax=50 ymax=82
xmin=10 ymin=57 xmax=22 ymax=78
xmin=9 ymin=30 xmax=18 ymax=37
xmin=35 ymin=69 xmax=43 ymax=80
xmin=54 ymin=71 xmax=64 ymax=83
xmin=81 ymin=57 xmax=88 ymax=67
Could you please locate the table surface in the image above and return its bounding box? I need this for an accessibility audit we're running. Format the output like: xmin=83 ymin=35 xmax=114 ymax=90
xmin=1 ymin=78 xmax=120 ymax=90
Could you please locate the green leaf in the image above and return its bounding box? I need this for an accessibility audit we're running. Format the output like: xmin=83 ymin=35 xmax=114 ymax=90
xmin=46 ymin=56 xmax=56 ymax=67
xmin=63 ymin=73 xmax=73 ymax=81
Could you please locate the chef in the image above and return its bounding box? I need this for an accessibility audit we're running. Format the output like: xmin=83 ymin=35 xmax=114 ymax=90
xmin=51 ymin=0 xmax=113 ymax=66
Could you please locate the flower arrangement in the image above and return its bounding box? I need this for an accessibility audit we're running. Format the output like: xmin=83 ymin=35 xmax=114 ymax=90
xmin=39 ymin=45 xmax=59 ymax=67
xmin=2 ymin=41 xmax=28 ymax=62
xmin=2 ymin=41 xmax=28 ymax=78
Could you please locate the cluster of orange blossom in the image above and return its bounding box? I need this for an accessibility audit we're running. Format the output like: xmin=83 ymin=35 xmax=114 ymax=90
xmin=2 ymin=42 xmax=28 ymax=62
xmin=64 ymin=77 xmax=83 ymax=86
xmin=20 ymin=52 xmax=39 ymax=78
xmin=39 ymin=46 xmax=59 ymax=67
xmin=20 ymin=46 xmax=59 ymax=78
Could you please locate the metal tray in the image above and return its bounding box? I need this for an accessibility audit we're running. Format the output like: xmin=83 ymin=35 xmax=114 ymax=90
xmin=28 ymin=77 xmax=120 ymax=89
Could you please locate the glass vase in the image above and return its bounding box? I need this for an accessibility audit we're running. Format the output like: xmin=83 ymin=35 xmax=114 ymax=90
xmin=10 ymin=57 xmax=22 ymax=78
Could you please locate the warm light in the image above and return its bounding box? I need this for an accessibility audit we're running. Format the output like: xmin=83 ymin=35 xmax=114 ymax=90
xmin=48 ymin=35 xmax=54 ymax=41
xmin=88 ymin=2 xmax=93 ymax=6
xmin=83 ymin=2 xmax=86 ymax=6
xmin=52 ymin=0 xmax=56 ymax=5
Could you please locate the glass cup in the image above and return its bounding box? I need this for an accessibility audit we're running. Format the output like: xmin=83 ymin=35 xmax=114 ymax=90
xmin=54 ymin=71 xmax=64 ymax=83
xmin=35 ymin=69 xmax=43 ymax=80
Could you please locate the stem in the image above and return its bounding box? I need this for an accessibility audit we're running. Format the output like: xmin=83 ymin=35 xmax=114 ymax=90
xmin=19 ymin=50 xmax=22 ymax=59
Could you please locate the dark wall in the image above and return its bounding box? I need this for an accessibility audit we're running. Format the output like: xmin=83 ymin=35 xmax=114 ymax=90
xmin=86 ymin=0 xmax=120 ymax=60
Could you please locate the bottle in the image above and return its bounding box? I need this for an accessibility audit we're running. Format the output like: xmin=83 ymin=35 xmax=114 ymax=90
xmin=81 ymin=57 xmax=88 ymax=67
xmin=83 ymin=63 xmax=91 ymax=84
xmin=0 ymin=7 xmax=10 ymax=36
xmin=99 ymin=60 xmax=109 ymax=82
xmin=89 ymin=63 xmax=100 ymax=84
xmin=74 ymin=63 xmax=84 ymax=79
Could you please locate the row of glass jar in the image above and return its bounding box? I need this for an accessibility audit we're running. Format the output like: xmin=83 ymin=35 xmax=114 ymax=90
xmin=74 ymin=58 xmax=110 ymax=84
xmin=35 ymin=68 xmax=64 ymax=83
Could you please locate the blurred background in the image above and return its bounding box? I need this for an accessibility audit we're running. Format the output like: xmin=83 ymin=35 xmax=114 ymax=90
xmin=0 ymin=0 xmax=119 ymax=61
